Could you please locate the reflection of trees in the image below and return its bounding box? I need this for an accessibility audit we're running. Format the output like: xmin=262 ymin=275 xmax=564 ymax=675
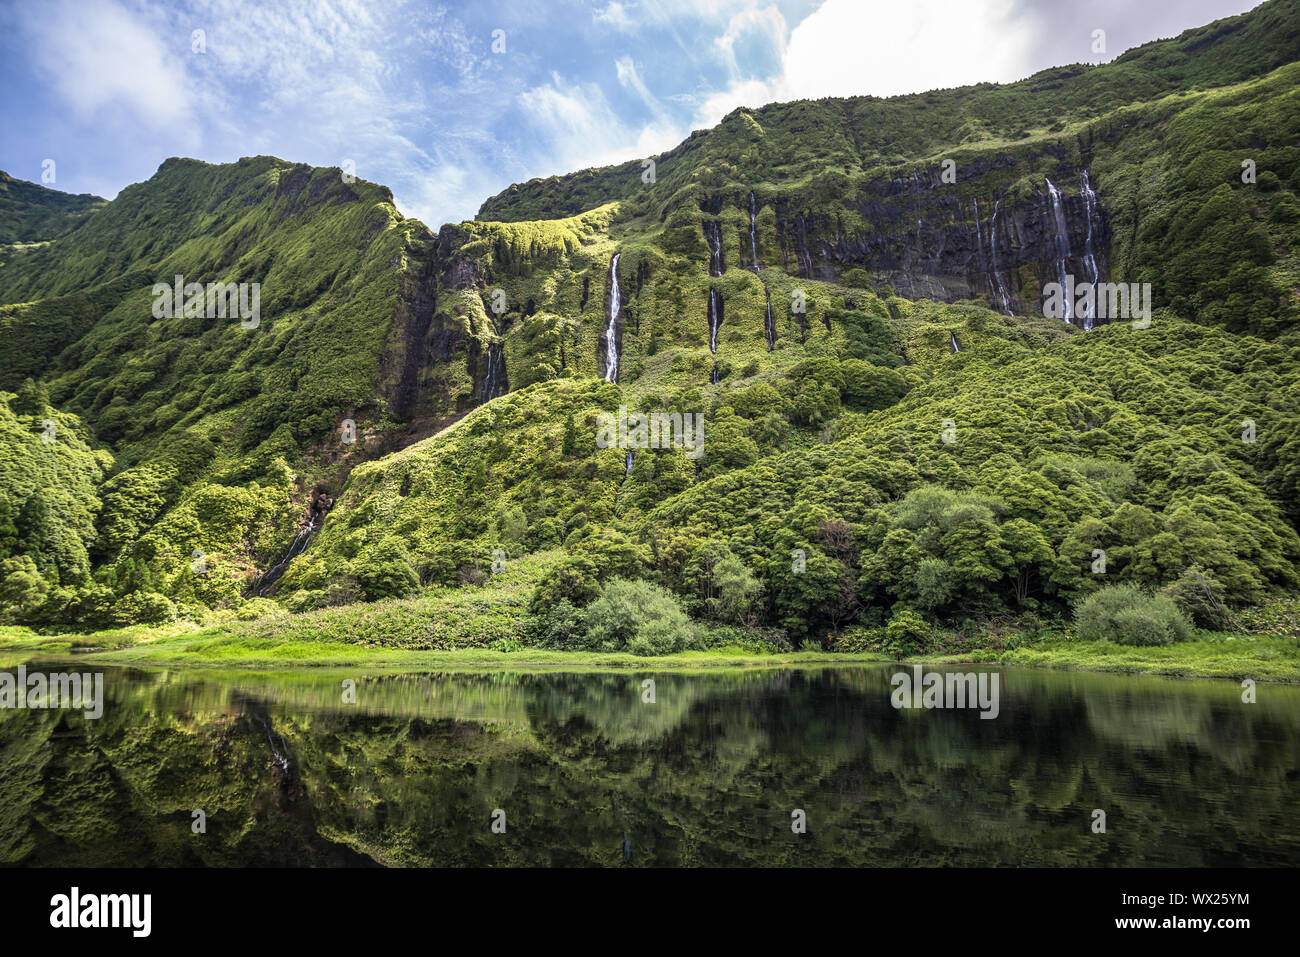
xmin=0 ymin=666 xmax=1296 ymax=866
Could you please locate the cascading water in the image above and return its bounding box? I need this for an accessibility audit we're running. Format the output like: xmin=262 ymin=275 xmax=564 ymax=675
xmin=1045 ymin=178 xmax=1073 ymax=324
xmin=481 ymin=340 xmax=504 ymax=402
xmin=603 ymin=252 xmax=621 ymax=382
xmin=950 ymin=332 xmax=961 ymax=353
xmin=624 ymin=449 xmax=634 ymax=478
xmin=704 ymin=221 xmax=722 ymax=277
xmin=1078 ymin=170 xmax=1100 ymax=331
xmin=764 ymin=288 xmax=775 ymax=352
xmin=250 ymin=509 xmax=321 ymax=596
xmin=708 ymin=286 xmax=721 ymax=354
xmin=989 ymin=200 xmax=1014 ymax=316
xmin=748 ymin=192 xmax=760 ymax=272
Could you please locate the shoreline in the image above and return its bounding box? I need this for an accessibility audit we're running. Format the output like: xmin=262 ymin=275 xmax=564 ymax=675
xmin=2 ymin=628 xmax=1296 ymax=682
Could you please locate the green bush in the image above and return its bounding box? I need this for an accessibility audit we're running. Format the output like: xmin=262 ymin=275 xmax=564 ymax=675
xmin=236 ymin=597 xmax=285 ymax=621
xmin=1159 ymin=566 xmax=1231 ymax=630
xmin=109 ymin=591 xmax=177 ymax=626
xmin=581 ymin=578 xmax=699 ymax=656
xmin=1075 ymin=584 xmax=1194 ymax=646
xmin=884 ymin=608 xmax=932 ymax=658
xmin=529 ymin=598 xmax=585 ymax=648
xmin=355 ymin=546 xmax=418 ymax=600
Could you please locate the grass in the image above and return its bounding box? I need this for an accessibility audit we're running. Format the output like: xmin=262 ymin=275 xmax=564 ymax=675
xmin=4 ymin=619 xmax=1295 ymax=682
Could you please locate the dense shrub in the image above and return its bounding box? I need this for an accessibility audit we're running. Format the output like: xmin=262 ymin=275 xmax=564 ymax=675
xmin=884 ymin=608 xmax=932 ymax=658
xmin=580 ymin=578 xmax=699 ymax=656
xmin=1075 ymin=584 xmax=1194 ymax=646
xmin=355 ymin=546 xmax=418 ymax=601
xmin=109 ymin=591 xmax=177 ymax=626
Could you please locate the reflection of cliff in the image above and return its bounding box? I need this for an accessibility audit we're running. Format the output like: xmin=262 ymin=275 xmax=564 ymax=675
xmin=0 ymin=667 xmax=1296 ymax=867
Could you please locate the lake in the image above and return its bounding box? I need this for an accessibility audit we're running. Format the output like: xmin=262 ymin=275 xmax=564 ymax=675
xmin=1 ymin=662 xmax=1296 ymax=866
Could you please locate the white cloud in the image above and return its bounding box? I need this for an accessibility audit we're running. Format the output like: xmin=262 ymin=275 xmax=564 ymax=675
xmin=515 ymin=68 xmax=684 ymax=181
xmin=21 ymin=0 xmax=195 ymax=129
xmin=594 ymin=2 xmax=636 ymax=32
xmin=693 ymin=0 xmax=1037 ymax=128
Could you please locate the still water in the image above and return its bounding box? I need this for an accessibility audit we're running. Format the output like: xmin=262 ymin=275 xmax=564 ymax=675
xmin=1 ymin=663 xmax=1296 ymax=866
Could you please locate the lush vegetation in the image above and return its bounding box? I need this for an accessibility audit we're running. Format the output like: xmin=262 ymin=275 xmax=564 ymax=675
xmin=1 ymin=1 xmax=1297 ymax=675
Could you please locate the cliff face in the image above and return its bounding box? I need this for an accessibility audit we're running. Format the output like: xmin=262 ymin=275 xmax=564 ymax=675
xmin=767 ymin=160 xmax=1111 ymax=319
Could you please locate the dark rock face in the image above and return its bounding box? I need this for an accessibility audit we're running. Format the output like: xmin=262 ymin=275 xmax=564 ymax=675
xmin=769 ymin=158 xmax=1112 ymax=321
xmin=382 ymin=241 xmax=439 ymax=422
xmin=380 ymin=223 xmax=511 ymax=422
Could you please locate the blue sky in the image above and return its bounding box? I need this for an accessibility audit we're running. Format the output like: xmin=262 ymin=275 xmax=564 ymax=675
xmin=0 ymin=0 xmax=1262 ymax=227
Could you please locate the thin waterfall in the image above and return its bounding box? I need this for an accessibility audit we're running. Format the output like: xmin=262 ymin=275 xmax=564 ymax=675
xmin=950 ymin=332 xmax=961 ymax=353
xmin=624 ymin=449 xmax=634 ymax=478
xmin=251 ymin=708 xmax=292 ymax=773
xmin=708 ymin=286 xmax=721 ymax=354
xmin=989 ymin=200 xmax=1013 ymax=315
xmin=764 ymin=288 xmax=775 ymax=352
xmin=748 ymin=191 xmax=760 ymax=272
xmin=704 ymin=221 xmax=722 ymax=277
xmin=1078 ymin=170 xmax=1100 ymax=330
xmin=1045 ymin=178 xmax=1072 ymax=324
xmin=603 ymin=252 xmax=621 ymax=382
xmin=249 ymin=509 xmax=321 ymax=596
xmin=481 ymin=340 xmax=504 ymax=402
xmin=974 ymin=197 xmax=997 ymax=307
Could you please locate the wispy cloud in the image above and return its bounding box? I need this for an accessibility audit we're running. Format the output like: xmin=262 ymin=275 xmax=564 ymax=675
xmin=0 ymin=0 xmax=1264 ymax=227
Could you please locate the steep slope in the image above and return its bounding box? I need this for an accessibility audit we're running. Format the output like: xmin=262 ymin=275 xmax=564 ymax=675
xmin=0 ymin=170 xmax=105 ymax=246
xmin=0 ymin=158 xmax=446 ymax=624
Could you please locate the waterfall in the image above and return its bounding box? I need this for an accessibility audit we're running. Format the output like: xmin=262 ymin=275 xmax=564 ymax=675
xmin=481 ymin=340 xmax=504 ymax=402
xmin=764 ymin=288 xmax=775 ymax=352
xmin=707 ymin=286 xmax=721 ymax=354
xmin=1078 ymin=170 xmax=1100 ymax=331
xmin=250 ymin=510 xmax=321 ymax=596
xmin=710 ymin=362 xmax=720 ymax=384
xmin=1045 ymin=178 xmax=1073 ymax=324
xmin=624 ymin=449 xmax=634 ymax=478
xmin=748 ymin=191 xmax=760 ymax=272
xmin=604 ymin=252 xmax=621 ymax=382
xmin=794 ymin=215 xmax=813 ymax=277
xmin=704 ymin=221 xmax=722 ymax=277
xmin=950 ymin=332 xmax=960 ymax=353
xmin=989 ymin=200 xmax=1014 ymax=316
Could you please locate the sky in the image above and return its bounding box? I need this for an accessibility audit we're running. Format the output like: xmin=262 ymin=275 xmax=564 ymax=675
xmin=0 ymin=0 xmax=1264 ymax=227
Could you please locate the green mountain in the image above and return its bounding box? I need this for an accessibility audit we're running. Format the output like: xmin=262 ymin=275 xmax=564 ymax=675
xmin=0 ymin=170 xmax=105 ymax=246
xmin=2 ymin=0 xmax=1298 ymax=649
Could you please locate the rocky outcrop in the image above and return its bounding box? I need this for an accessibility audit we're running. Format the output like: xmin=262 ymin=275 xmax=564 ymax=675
xmin=770 ymin=157 xmax=1112 ymax=321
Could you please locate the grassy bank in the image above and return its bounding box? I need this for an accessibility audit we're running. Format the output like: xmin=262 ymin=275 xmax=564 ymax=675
xmin=2 ymin=622 xmax=1295 ymax=681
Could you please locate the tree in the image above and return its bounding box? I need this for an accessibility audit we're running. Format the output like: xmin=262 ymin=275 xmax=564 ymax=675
xmin=710 ymin=552 xmax=762 ymax=626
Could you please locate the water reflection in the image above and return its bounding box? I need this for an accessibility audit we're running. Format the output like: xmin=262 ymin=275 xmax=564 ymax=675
xmin=0 ymin=663 xmax=1296 ymax=867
